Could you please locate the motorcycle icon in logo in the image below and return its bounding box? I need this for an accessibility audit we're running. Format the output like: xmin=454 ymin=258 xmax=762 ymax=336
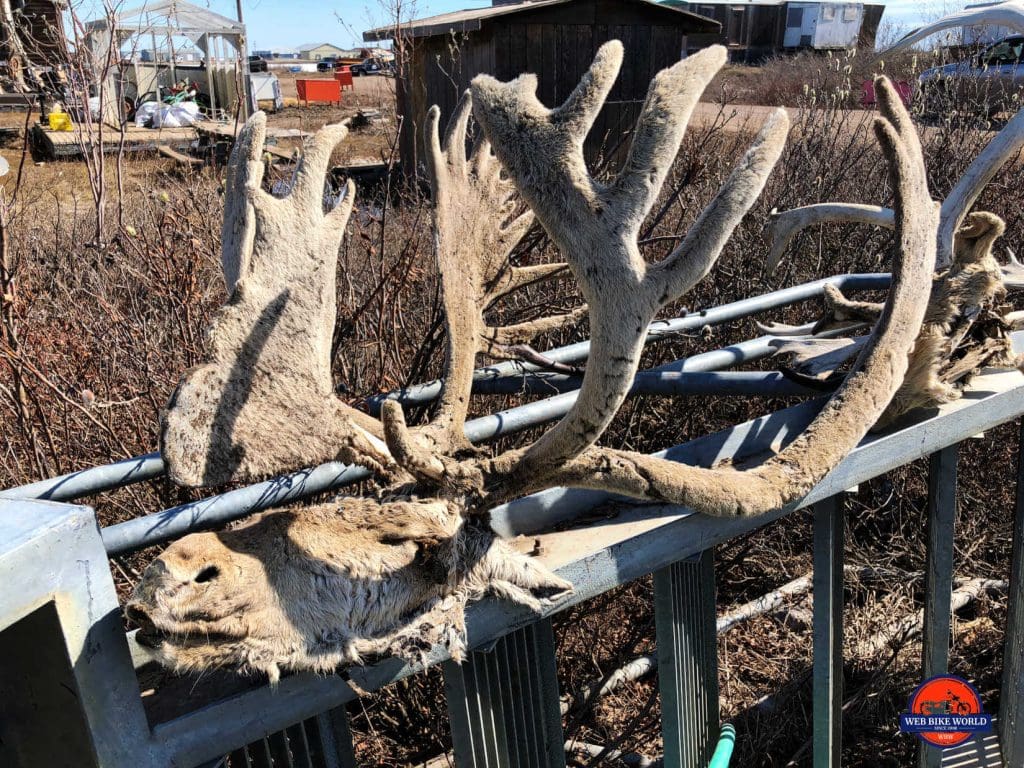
xmin=899 ymin=675 xmax=993 ymax=748
xmin=918 ymin=691 xmax=972 ymax=717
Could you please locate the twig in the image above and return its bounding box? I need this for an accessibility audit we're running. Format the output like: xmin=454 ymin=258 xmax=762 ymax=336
xmin=486 ymin=342 xmax=586 ymax=376
xmin=565 ymin=740 xmax=661 ymax=767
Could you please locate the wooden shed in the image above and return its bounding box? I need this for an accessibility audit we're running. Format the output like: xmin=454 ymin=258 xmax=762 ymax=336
xmin=364 ymin=0 xmax=719 ymax=175
xmin=665 ymin=0 xmax=885 ymax=62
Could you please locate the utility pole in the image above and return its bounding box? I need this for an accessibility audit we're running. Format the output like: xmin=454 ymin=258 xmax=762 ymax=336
xmin=235 ymin=0 xmax=253 ymax=118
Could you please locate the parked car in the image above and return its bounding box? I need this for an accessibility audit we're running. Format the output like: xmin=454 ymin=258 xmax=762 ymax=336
xmin=248 ymin=55 xmax=268 ymax=73
xmin=918 ymin=35 xmax=1024 ymax=117
xmin=316 ymin=57 xmax=337 ymax=73
xmin=351 ymin=57 xmax=392 ymax=76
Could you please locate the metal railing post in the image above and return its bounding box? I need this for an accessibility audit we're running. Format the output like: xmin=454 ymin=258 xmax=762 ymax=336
xmin=313 ymin=708 xmax=359 ymax=768
xmin=813 ymin=496 xmax=844 ymax=768
xmin=654 ymin=549 xmax=719 ymax=768
xmin=443 ymin=619 xmax=566 ymax=768
xmin=919 ymin=445 xmax=958 ymax=768
xmin=0 ymin=499 xmax=160 ymax=767
xmin=1001 ymin=421 xmax=1024 ymax=765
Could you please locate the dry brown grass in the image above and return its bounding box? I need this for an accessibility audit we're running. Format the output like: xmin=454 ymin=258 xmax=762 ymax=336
xmin=1 ymin=54 xmax=1022 ymax=767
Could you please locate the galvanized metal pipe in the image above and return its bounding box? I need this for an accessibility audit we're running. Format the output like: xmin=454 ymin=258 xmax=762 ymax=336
xmin=0 ymin=452 xmax=165 ymax=503
xmin=367 ymin=273 xmax=889 ymax=413
xmin=100 ymin=370 xmax=818 ymax=556
xmin=4 ymin=274 xmax=888 ymax=505
xmin=97 ymin=338 xmax=861 ymax=555
xmin=455 ymin=370 xmax=823 ymax=398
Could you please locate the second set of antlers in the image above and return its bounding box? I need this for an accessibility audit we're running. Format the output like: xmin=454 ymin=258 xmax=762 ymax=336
xmin=160 ymin=40 xmax=988 ymax=519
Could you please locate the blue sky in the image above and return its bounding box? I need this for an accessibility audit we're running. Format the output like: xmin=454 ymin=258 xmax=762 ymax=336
xmin=125 ymin=1 xmax=962 ymax=50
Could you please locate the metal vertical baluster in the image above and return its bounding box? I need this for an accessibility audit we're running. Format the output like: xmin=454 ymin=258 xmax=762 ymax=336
xmin=312 ymin=708 xmax=359 ymax=768
xmin=813 ymin=496 xmax=844 ymax=768
xmin=268 ymin=730 xmax=294 ymax=768
xmin=654 ymin=549 xmax=719 ymax=768
xmin=1001 ymin=420 xmax=1024 ymax=766
xmin=443 ymin=619 xmax=566 ymax=768
xmin=286 ymin=723 xmax=313 ymax=768
xmin=919 ymin=445 xmax=958 ymax=768
xmin=250 ymin=738 xmax=274 ymax=768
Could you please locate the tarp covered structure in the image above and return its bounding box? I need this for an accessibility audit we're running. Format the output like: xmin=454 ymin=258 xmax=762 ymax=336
xmin=84 ymin=0 xmax=251 ymax=121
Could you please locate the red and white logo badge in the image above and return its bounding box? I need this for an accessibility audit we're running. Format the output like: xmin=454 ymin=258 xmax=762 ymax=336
xmin=899 ymin=675 xmax=992 ymax=749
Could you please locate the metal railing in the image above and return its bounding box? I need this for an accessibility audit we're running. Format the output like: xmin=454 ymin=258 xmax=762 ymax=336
xmin=0 ymin=273 xmax=1021 ymax=768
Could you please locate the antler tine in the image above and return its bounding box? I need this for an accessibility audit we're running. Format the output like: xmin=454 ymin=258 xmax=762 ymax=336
xmin=551 ymin=39 xmax=623 ymax=137
xmin=482 ymin=306 xmax=588 ymax=349
xmin=611 ymin=45 xmax=726 ymax=226
xmin=468 ymin=125 xmax=494 ymax=177
xmin=389 ymin=92 xmax=575 ymax=458
xmin=288 ymin=121 xmax=351 ymax=212
xmin=497 ymin=75 xmax=938 ymax=516
xmin=486 ymin=263 xmax=570 ymax=302
xmin=468 ymin=42 xmax=787 ymax=484
xmin=767 ymin=204 xmax=893 ymax=272
xmin=442 ymin=90 xmax=473 ymax=174
xmin=768 ymin=105 xmax=1024 ymax=273
xmin=221 ymin=111 xmax=266 ymax=294
xmin=650 ymin=108 xmax=789 ymax=303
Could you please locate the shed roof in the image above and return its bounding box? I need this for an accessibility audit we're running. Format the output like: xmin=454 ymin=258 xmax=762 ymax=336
xmin=85 ymin=0 xmax=243 ymax=37
xmin=364 ymin=0 xmax=719 ymax=41
xmin=296 ymin=42 xmax=348 ymax=52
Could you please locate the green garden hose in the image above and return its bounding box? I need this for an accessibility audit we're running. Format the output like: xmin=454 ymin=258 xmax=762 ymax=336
xmin=708 ymin=723 xmax=736 ymax=768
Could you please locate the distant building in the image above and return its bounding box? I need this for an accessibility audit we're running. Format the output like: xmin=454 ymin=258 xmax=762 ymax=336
xmin=365 ymin=0 xmax=718 ymax=174
xmin=664 ymin=0 xmax=884 ymax=61
xmin=253 ymin=47 xmax=299 ymax=59
xmin=296 ymin=42 xmax=349 ymax=60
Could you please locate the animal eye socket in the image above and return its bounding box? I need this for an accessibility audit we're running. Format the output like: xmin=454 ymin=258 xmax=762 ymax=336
xmin=194 ymin=565 xmax=220 ymax=584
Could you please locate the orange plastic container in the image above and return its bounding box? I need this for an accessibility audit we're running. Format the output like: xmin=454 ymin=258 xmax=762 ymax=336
xmin=334 ymin=67 xmax=354 ymax=92
xmin=296 ymin=79 xmax=341 ymax=106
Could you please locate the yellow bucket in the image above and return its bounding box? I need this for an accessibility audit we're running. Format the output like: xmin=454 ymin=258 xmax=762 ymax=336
xmin=48 ymin=112 xmax=72 ymax=131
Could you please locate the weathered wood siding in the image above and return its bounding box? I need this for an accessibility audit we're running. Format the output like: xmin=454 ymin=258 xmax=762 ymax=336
xmin=396 ymin=0 xmax=692 ymax=176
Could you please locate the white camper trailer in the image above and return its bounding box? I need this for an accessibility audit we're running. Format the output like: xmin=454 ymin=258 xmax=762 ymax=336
xmin=783 ymin=2 xmax=865 ymax=49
